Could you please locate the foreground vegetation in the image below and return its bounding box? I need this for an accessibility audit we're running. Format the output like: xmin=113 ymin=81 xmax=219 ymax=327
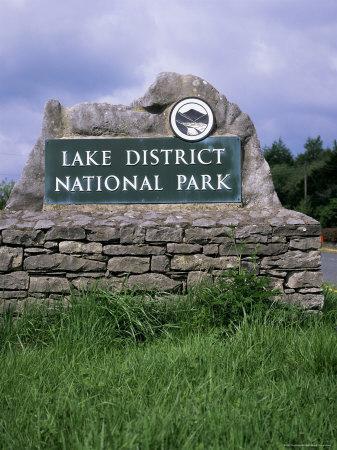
xmin=0 ymin=271 xmax=336 ymax=449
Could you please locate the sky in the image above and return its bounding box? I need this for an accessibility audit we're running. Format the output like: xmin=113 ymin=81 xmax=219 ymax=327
xmin=1 ymin=0 xmax=337 ymax=180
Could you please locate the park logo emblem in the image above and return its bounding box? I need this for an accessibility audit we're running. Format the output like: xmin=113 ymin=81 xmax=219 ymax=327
xmin=169 ymin=98 xmax=215 ymax=142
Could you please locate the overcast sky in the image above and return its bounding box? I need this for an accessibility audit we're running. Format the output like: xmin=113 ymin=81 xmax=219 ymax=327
xmin=1 ymin=0 xmax=337 ymax=180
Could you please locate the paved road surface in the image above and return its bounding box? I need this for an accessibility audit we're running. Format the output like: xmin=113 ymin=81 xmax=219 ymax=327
xmin=321 ymin=252 xmax=337 ymax=284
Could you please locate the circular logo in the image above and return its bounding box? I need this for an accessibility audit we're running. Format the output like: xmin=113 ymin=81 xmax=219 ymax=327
xmin=170 ymin=97 xmax=215 ymax=142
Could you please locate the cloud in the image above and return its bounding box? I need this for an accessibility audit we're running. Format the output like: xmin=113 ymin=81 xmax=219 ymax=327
xmin=248 ymin=40 xmax=285 ymax=76
xmin=0 ymin=0 xmax=337 ymax=179
xmin=0 ymin=101 xmax=41 ymax=180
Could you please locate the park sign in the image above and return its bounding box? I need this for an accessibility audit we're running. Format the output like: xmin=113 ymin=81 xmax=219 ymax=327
xmin=44 ymin=136 xmax=241 ymax=205
xmin=44 ymin=97 xmax=241 ymax=205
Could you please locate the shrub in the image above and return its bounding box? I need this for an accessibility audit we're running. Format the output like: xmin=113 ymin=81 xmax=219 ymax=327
xmin=322 ymin=227 xmax=337 ymax=243
xmin=319 ymin=198 xmax=337 ymax=228
xmin=187 ymin=268 xmax=278 ymax=329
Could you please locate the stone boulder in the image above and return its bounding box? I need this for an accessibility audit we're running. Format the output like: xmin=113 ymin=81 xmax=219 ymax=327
xmin=7 ymin=72 xmax=280 ymax=211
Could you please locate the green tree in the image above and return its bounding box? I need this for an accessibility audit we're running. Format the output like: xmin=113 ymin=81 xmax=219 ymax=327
xmin=319 ymin=198 xmax=337 ymax=228
xmin=296 ymin=136 xmax=324 ymax=165
xmin=0 ymin=179 xmax=14 ymax=209
xmin=264 ymin=138 xmax=293 ymax=166
xmin=266 ymin=135 xmax=337 ymax=225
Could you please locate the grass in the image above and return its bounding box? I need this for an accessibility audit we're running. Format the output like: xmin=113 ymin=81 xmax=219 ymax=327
xmin=0 ymin=272 xmax=336 ymax=449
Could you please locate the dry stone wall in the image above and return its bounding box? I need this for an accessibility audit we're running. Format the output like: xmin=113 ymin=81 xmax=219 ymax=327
xmin=0 ymin=209 xmax=323 ymax=313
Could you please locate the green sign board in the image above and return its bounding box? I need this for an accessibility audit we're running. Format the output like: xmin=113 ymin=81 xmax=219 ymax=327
xmin=44 ymin=136 xmax=241 ymax=204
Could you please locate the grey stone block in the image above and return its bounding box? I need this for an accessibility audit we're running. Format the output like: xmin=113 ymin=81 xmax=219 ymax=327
xmin=280 ymin=293 xmax=324 ymax=310
xmin=235 ymin=225 xmax=271 ymax=242
xmin=166 ymin=243 xmax=202 ymax=254
xmin=103 ymin=244 xmax=164 ymax=256
xmin=71 ymin=276 xmax=124 ymax=290
xmin=70 ymin=102 xmax=165 ymax=138
xmin=262 ymin=242 xmax=288 ymax=256
xmin=203 ymin=244 xmax=219 ymax=256
xmin=151 ymin=255 xmax=170 ymax=272
xmin=0 ymin=271 xmax=29 ymax=290
xmin=46 ymin=226 xmax=86 ymax=241
xmin=171 ymin=254 xmax=238 ymax=271
xmin=0 ymin=246 xmax=23 ymax=271
xmin=66 ymin=272 xmax=105 ymax=279
xmin=146 ymin=227 xmax=183 ymax=243
xmin=29 ymin=276 xmax=70 ymax=293
xmin=59 ymin=241 xmax=102 ymax=254
xmin=271 ymin=236 xmax=287 ymax=243
xmin=0 ymin=290 xmax=27 ymax=299
xmin=44 ymin=241 xmax=58 ymax=249
xmin=236 ymin=235 xmax=269 ymax=244
xmin=24 ymin=254 xmax=106 ymax=272
xmin=298 ymin=288 xmax=323 ymax=294
xmin=285 ymin=271 xmax=323 ymax=289
xmin=0 ymin=216 xmax=19 ymax=231
xmin=24 ymin=247 xmax=52 ymax=255
xmin=82 ymin=254 xmax=108 ymax=262
xmin=120 ymin=226 xmax=145 ymax=244
xmin=185 ymin=227 xmax=232 ymax=244
xmin=289 ymin=237 xmax=321 ymax=251
xmin=126 ymin=273 xmax=181 ymax=292
xmin=33 ymin=219 xmax=55 ymax=229
xmin=237 ymin=243 xmax=288 ymax=256
xmin=272 ymin=224 xmax=320 ymax=237
xmin=261 ymin=251 xmax=320 ymax=270
xmin=218 ymin=240 xmax=239 ymax=256
xmin=260 ymin=269 xmax=287 ymax=278
xmin=108 ymin=257 xmax=150 ymax=274
xmin=87 ymin=227 xmax=119 ymax=242
xmin=2 ymin=229 xmax=44 ymax=246
xmin=164 ymin=215 xmax=190 ymax=226
xmin=192 ymin=218 xmax=216 ymax=227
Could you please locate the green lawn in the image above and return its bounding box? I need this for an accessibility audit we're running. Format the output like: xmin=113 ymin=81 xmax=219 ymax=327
xmin=0 ymin=274 xmax=336 ymax=449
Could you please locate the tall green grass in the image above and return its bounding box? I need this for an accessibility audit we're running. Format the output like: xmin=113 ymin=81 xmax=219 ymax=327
xmin=0 ymin=272 xmax=336 ymax=449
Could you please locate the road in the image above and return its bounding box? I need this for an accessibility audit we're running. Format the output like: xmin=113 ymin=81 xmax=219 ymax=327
xmin=321 ymin=252 xmax=337 ymax=284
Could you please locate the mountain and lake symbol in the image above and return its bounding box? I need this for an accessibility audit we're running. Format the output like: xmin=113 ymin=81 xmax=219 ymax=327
xmin=175 ymin=107 xmax=209 ymax=136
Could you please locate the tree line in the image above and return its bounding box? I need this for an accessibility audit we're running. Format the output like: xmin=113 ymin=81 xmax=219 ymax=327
xmin=264 ymin=136 xmax=337 ymax=227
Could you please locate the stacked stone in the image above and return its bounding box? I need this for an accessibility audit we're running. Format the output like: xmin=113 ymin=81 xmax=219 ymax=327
xmin=0 ymin=211 xmax=323 ymax=313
